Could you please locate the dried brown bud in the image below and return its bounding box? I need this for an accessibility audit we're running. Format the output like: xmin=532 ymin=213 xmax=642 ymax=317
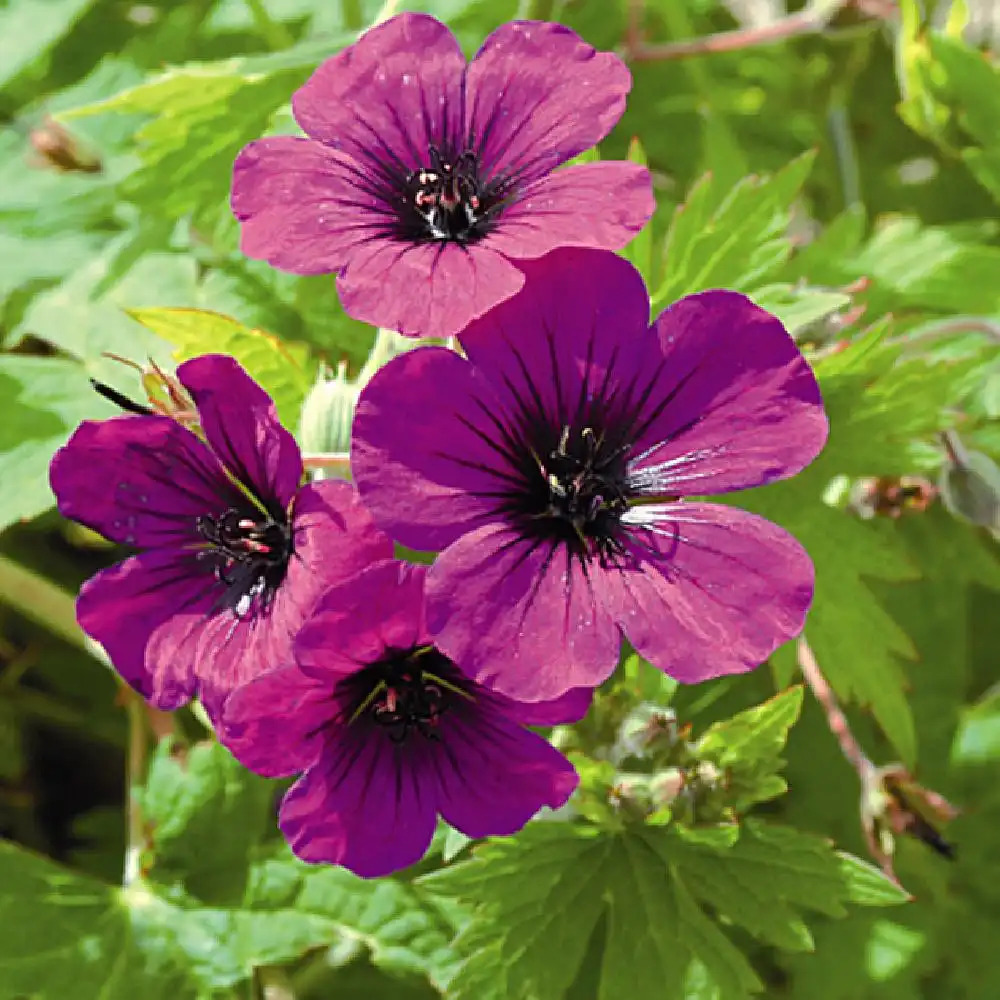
xmin=28 ymin=118 xmax=101 ymax=174
xmin=862 ymin=763 xmax=958 ymax=885
xmin=849 ymin=475 xmax=937 ymax=520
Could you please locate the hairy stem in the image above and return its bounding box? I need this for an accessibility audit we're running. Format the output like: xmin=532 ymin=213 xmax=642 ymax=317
xmin=899 ymin=315 xmax=1000 ymax=347
xmin=796 ymin=636 xmax=875 ymax=782
xmin=625 ymin=0 xmax=851 ymax=62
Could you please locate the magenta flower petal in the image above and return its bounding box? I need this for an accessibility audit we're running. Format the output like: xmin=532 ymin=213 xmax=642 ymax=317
xmin=350 ymin=248 xmax=827 ymax=699
xmin=483 ymin=162 xmax=654 ymax=259
xmin=336 ymin=240 xmax=524 ymax=339
xmin=291 ymin=13 xmax=465 ymax=162
xmin=352 ymin=347 xmax=514 ymax=551
xmin=218 ymin=560 xmax=580 ymax=877
xmin=436 ymin=710 xmax=579 ymax=838
xmin=232 ymin=138 xmax=373 ymax=274
xmin=458 ymin=247 xmax=654 ymax=417
xmin=177 ymin=354 xmax=302 ymax=509
xmin=425 ymin=524 xmax=621 ymax=701
xmin=231 ymin=13 xmax=651 ymax=337
xmin=506 ymin=685 xmax=594 ymax=726
xmin=49 ymin=414 xmax=225 ymax=549
xmin=293 ymin=559 xmax=425 ymax=683
xmin=76 ymin=551 xmax=214 ymax=710
xmin=603 ymin=502 xmax=815 ymax=683
xmin=627 ymin=290 xmax=829 ymax=496
xmin=220 ymin=665 xmax=332 ymax=778
xmin=466 ymin=21 xmax=631 ymax=183
xmin=51 ymin=361 xmax=391 ymax=719
xmin=279 ymin=735 xmax=439 ymax=877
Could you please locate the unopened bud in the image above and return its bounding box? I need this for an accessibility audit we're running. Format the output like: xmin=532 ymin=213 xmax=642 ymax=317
xmin=298 ymin=362 xmax=358 ymax=464
xmin=613 ymin=702 xmax=678 ymax=763
xmin=649 ymin=767 xmax=686 ymax=807
xmin=694 ymin=760 xmax=722 ymax=786
xmin=939 ymin=446 xmax=1000 ymax=530
xmin=608 ymin=771 xmax=655 ymax=820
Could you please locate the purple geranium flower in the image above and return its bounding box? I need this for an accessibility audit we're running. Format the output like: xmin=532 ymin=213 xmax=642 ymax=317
xmin=351 ymin=249 xmax=829 ymax=702
xmin=230 ymin=13 xmax=652 ymax=338
xmin=220 ymin=560 xmax=584 ymax=877
xmin=49 ymin=354 xmax=392 ymax=717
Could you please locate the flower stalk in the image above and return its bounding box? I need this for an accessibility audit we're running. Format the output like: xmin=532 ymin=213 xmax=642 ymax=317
xmin=625 ymin=0 xmax=855 ymax=62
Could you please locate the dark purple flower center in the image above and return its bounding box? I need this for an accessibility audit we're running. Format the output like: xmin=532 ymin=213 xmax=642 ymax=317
xmin=196 ymin=506 xmax=293 ymax=618
xmin=508 ymin=424 xmax=633 ymax=561
xmin=395 ymin=146 xmax=510 ymax=245
xmin=342 ymin=646 xmax=472 ymax=744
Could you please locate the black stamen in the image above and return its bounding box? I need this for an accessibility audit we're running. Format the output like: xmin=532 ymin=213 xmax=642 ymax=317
xmin=394 ymin=145 xmax=511 ymax=245
xmin=344 ymin=648 xmax=468 ymax=746
xmin=510 ymin=423 xmax=632 ymax=561
xmin=196 ymin=506 xmax=293 ymax=619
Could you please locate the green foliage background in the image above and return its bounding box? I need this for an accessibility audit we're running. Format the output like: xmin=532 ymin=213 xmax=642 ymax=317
xmin=1 ymin=0 xmax=998 ymax=997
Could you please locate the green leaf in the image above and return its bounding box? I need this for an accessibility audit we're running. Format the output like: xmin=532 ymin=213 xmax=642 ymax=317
xmin=698 ymin=687 xmax=804 ymax=767
xmin=422 ymin=818 xmax=902 ymax=1000
xmin=0 ymin=355 xmax=114 ymax=532
xmin=851 ymin=218 xmax=1000 ymax=315
xmin=16 ymin=237 xmax=191 ymax=382
xmin=126 ymin=737 xmax=460 ymax=992
xmin=283 ymin=854 xmax=462 ymax=985
xmin=653 ymin=152 xmax=815 ymax=310
xmin=738 ymin=325 xmax=988 ymax=762
xmin=127 ymin=306 xmax=317 ymax=429
xmin=0 ymin=841 xmax=196 ymax=999
xmin=55 ymin=42 xmax=347 ymax=230
xmin=837 ymin=853 xmax=912 ymax=906
xmin=139 ymin=738 xmax=273 ymax=905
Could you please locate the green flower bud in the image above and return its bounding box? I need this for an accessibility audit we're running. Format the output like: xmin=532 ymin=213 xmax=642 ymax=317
xmin=298 ymin=361 xmax=358 ymax=466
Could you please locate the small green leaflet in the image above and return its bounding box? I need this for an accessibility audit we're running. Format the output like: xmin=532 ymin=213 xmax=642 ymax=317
xmin=696 ymin=686 xmax=803 ymax=810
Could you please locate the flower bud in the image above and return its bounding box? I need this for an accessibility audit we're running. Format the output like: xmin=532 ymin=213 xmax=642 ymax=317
xmin=649 ymin=767 xmax=686 ymax=808
xmin=939 ymin=449 xmax=1000 ymax=531
xmin=613 ymin=702 xmax=678 ymax=763
xmin=608 ymin=771 xmax=655 ymax=820
xmin=298 ymin=361 xmax=358 ymax=463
